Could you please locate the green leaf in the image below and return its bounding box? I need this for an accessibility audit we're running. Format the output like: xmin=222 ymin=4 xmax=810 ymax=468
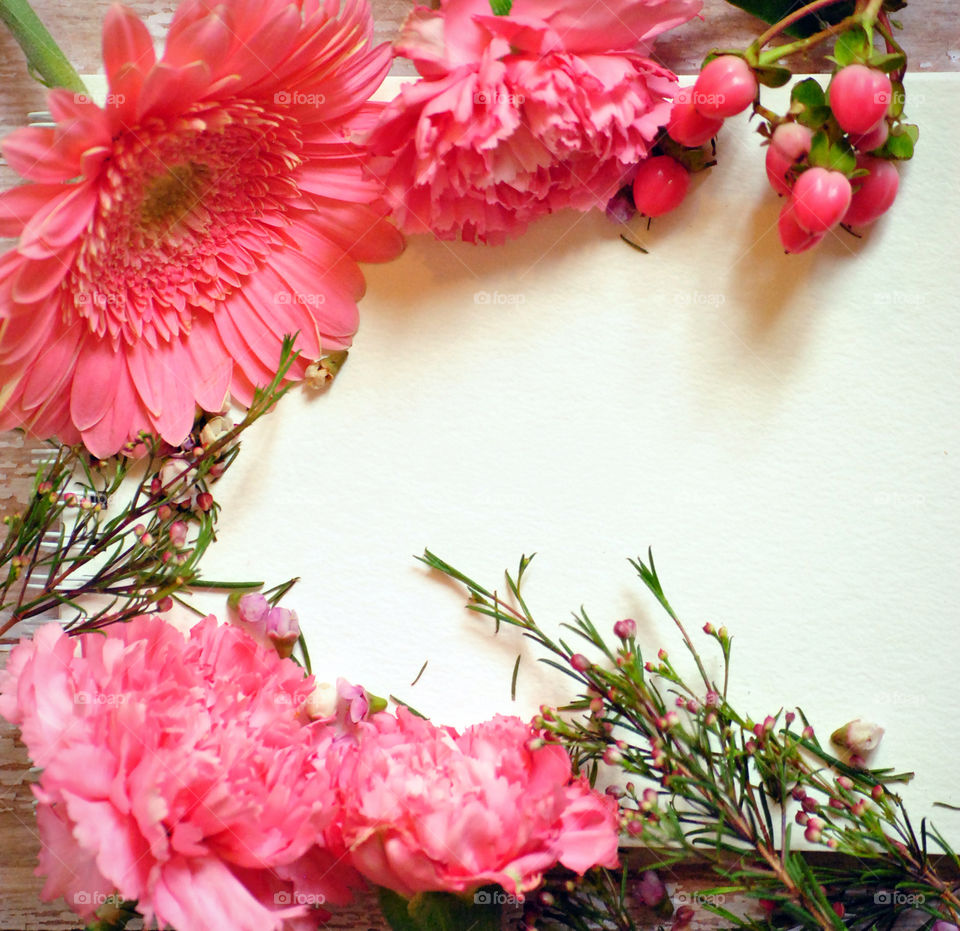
xmin=378 ymin=888 xmax=503 ymax=931
xmin=791 ymin=77 xmax=825 ymax=110
xmin=870 ymin=50 xmax=907 ymax=72
xmin=488 ymin=0 xmax=512 ymax=13
xmin=828 ymin=137 xmax=857 ymax=174
xmin=833 ymin=26 xmax=871 ymax=67
xmin=807 ymin=130 xmax=831 ymax=167
xmin=722 ymin=0 xmax=855 ymax=37
xmin=754 ymin=64 xmax=792 ymax=88
xmin=884 ymin=127 xmax=915 ymax=159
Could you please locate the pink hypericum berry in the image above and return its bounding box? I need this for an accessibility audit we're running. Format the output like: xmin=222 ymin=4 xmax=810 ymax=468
xmin=693 ymin=55 xmax=758 ymax=118
xmin=829 ymin=65 xmax=892 ymax=135
xmin=843 ymin=157 xmax=899 ymax=226
xmin=850 ymin=119 xmax=889 ymax=152
xmin=666 ymin=85 xmax=725 ymax=148
xmin=777 ymin=202 xmax=825 ymax=254
xmin=632 ymin=156 xmax=690 ymax=217
xmin=765 ymin=122 xmax=813 ymax=196
xmin=791 ymin=167 xmax=852 ymax=233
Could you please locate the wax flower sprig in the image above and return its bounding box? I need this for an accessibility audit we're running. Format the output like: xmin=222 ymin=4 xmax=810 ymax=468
xmin=422 ymin=549 xmax=960 ymax=931
xmin=628 ymin=0 xmax=915 ymax=255
xmin=0 ymin=337 xmax=323 ymax=639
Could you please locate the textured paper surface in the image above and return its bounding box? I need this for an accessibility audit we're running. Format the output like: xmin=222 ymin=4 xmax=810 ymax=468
xmin=194 ymin=76 xmax=959 ymax=825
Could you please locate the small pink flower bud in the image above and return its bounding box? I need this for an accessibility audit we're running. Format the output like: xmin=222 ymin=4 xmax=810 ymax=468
xmin=237 ymin=592 xmax=270 ymax=625
xmin=705 ymin=690 xmax=719 ymax=708
xmin=673 ymin=905 xmax=695 ymax=928
xmin=157 ymin=505 xmax=172 ymax=520
xmin=745 ymin=739 xmax=757 ymax=755
xmin=830 ymin=719 xmax=884 ymax=756
xmin=133 ymin=524 xmax=146 ymax=536
xmin=264 ymin=606 xmax=299 ymax=658
xmin=169 ymin=521 xmax=188 ymax=547
xmin=657 ymin=648 xmax=668 ymax=661
xmin=791 ymin=786 xmax=807 ymax=801
xmin=636 ymin=870 xmax=666 ymax=907
xmin=627 ymin=820 xmax=644 ymax=837
xmin=871 ymin=784 xmax=884 ymax=801
xmin=614 ymin=618 xmax=637 ymax=640
xmin=795 ymin=811 xmax=809 ymax=826
xmin=603 ymin=746 xmax=622 ymax=765
xmin=829 ymin=797 xmax=845 ymax=810
xmin=704 ymin=711 xmax=717 ymax=726
xmin=804 ymin=823 xmax=822 ymax=843
xmin=644 ymin=661 xmax=655 ymax=673
xmin=156 ymin=596 xmax=174 ymax=612
xmin=836 ymin=775 xmax=853 ymax=790
xmin=785 ymin=711 xmax=796 ymax=725
xmin=802 ymin=796 xmax=818 ymax=812
xmin=703 ymin=622 xmax=715 ymax=635
xmin=802 ymin=725 xmax=815 ymax=739
xmin=570 ymin=653 xmax=591 ymax=672
xmin=606 ymin=785 xmax=625 ymax=799
xmin=642 ymin=788 xmax=657 ymax=805
xmin=196 ymin=491 xmax=214 ymax=512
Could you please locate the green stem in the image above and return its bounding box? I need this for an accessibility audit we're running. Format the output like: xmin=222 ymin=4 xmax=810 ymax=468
xmin=0 ymin=0 xmax=87 ymax=92
xmin=753 ymin=0 xmax=852 ymax=49
xmin=752 ymin=0 xmax=883 ymax=66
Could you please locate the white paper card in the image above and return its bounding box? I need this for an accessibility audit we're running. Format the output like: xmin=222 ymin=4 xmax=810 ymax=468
xmin=189 ymin=75 xmax=960 ymax=827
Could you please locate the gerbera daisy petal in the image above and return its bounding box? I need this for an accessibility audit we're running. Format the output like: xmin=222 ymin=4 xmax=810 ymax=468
xmin=0 ymin=186 xmax=65 ymax=239
xmin=1 ymin=127 xmax=82 ymax=183
xmin=69 ymin=340 xmax=123 ymax=431
xmin=103 ymin=4 xmax=157 ymax=82
xmin=182 ymin=321 xmax=232 ymax=413
xmin=19 ymin=183 xmax=97 ymax=257
xmin=0 ymin=0 xmax=402 ymax=455
xmin=11 ymin=246 xmax=77 ymax=304
xmin=163 ymin=8 xmax=235 ymax=72
xmin=20 ymin=327 xmax=82 ymax=412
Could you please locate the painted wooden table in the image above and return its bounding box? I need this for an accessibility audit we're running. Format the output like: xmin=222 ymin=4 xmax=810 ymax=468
xmin=0 ymin=1 xmax=957 ymax=928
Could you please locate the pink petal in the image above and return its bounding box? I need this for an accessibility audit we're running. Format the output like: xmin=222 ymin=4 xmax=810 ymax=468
xmin=0 ymin=183 xmax=66 ymax=238
xmin=19 ymin=324 xmax=81 ymax=412
xmin=103 ymin=4 xmax=156 ymax=83
xmin=163 ymin=8 xmax=234 ymax=71
xmin=11 ymin=246 xmax=77 ymax=303
xmin=82 ymin=364 xmax=143 ymax=457
xmin=214 ymin=306 xmax=276 ymax=389
xmin=69 ymin=337 xmax=123 ymax=430
xmin=0 ymin=298 xmax=59 ymax=366
xmin=146 ymin=341 xmax=198 ymax=446
xmin=19 ymin=181 xmax=97 ymax=257
xmin=1 ymin=127 xmax=82 ymax=183
xmin=182 ymin=321 xmax=232 ymax=412
xmin=137 ymin=61 xmax=212 ymax=121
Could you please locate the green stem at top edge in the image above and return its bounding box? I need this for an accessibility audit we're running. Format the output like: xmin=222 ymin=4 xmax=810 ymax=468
xmin=0 ymin=0 xmax=87 ymax=93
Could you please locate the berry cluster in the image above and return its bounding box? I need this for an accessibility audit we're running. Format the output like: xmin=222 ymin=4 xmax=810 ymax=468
xmin=622 ymin=2 xmax=916 ymax=257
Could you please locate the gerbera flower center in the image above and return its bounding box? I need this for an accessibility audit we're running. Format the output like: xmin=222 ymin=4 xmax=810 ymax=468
xmin=67 ymin=101 xmax=304 ymax=345
xmin=139 ymin=162 xmax=211 ymax=233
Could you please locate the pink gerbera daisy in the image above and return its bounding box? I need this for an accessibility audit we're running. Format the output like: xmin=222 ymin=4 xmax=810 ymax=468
xmin=0 ymin=0 xmax=403 ymax=457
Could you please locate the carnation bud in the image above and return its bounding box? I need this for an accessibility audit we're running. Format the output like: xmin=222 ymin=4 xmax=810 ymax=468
xmin=614 ymin=618 xmax=637 ymax=640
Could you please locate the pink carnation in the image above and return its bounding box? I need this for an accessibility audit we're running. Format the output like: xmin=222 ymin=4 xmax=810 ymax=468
xmin=366 ymin=0 xmax=700 ymax=243
xmin=336 ymin=709 xmax=619 ymax=898
xmin=0 ymin=617 xmax=358 ymax=931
